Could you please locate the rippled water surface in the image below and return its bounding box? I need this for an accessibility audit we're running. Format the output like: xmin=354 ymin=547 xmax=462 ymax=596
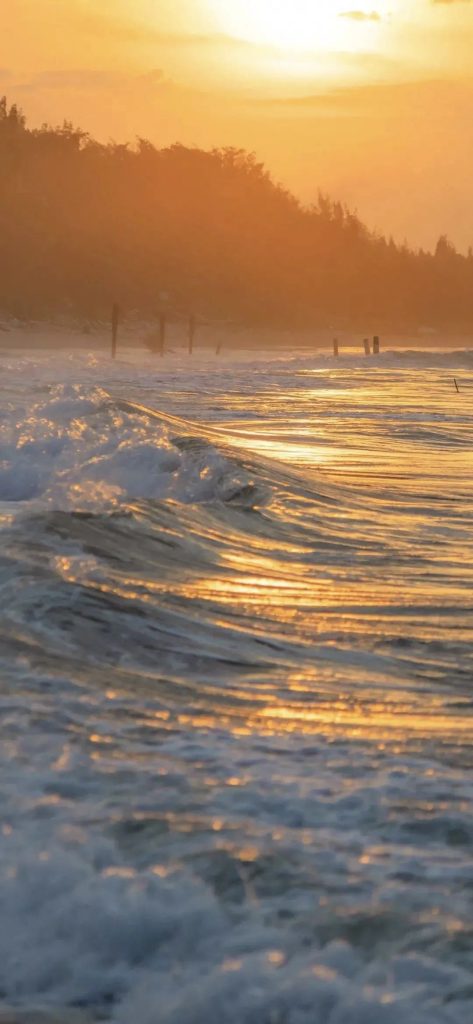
xmin=0 ymin=346 xmax=472 ymax=1023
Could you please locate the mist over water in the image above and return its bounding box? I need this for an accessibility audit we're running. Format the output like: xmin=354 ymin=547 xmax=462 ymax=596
xmin=0 ymin=346 xmax=472 ymax=1023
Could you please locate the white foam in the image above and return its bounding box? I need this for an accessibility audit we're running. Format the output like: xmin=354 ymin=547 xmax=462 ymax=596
xmin=0 ymin=380 xmax=253 ymax=511
xmin=0 ymin=347 xmax=471 ymax=1023
xmin=1 ymin=722 xmax=471 ymax=1023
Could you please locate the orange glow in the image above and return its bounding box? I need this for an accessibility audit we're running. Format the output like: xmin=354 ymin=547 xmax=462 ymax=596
xmin=2 ymin=1 xmax=473 ymax=249
xmin=210 ymin=0 xmax=388 ymax=54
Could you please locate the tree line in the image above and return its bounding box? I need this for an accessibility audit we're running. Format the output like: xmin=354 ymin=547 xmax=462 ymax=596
xmin=1 ymin=97 xmax=472 ymax=330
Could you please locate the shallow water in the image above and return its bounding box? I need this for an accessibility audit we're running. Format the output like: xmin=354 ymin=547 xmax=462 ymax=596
xmin=0 ymin=346 xmax=472 ymax=1023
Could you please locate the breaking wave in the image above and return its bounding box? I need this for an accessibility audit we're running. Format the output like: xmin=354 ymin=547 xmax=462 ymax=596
xmin=0 ymin=348 xmax=472 ymax=1023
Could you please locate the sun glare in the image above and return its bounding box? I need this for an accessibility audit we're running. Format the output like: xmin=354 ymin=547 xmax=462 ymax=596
xmin=214 ymin=0 xmax=388 ymax=53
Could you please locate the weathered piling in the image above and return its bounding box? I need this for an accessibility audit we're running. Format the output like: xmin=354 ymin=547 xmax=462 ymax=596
xmin=158 ymin=312 xmax=166 ymax=356
xmin=454 ymin=377 xmax=460 ymax=393
xmin=333 ymin=338 xmax=339 ymax=358
xmin=111 ymin=303 xmax=120 ymax=359
xmin=363 ymin=338 xmax=371 ymax=356
xmin=189 ymin=314 xmax=196 ymax=355
xmin=373 ymin=335 xmax=380 ymax=355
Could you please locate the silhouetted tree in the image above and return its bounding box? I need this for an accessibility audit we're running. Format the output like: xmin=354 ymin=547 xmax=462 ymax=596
xmin=0 ymin=98 xmax=472 ymax=329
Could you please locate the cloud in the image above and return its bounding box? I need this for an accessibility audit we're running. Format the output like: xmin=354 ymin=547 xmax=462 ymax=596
xmin=339 ymin=10 xmax=381 ymax=19
xmin=142 ymin=31 xmax=243 ymax=47
xmin=15 ymin=67 xmax=169 ymax=95
xmin=256 ymin=77 xmax=473 ymax=118
xmin=41 ymin=5 xmax=261 ymax=51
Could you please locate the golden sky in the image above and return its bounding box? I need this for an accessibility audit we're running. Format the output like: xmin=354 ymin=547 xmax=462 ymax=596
xmin=3 ymin=0 xmax=473 ymax=249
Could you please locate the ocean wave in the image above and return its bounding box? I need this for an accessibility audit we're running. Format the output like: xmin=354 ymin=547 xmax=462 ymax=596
xmin=0 ymin=384 xmax=264 ymax=511
xmin=0 ymin=352 xmax=472 ymax=1022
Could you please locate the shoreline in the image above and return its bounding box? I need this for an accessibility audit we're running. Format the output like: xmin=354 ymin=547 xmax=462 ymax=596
xmin=0 ymin=323 xmax=472 ymax=353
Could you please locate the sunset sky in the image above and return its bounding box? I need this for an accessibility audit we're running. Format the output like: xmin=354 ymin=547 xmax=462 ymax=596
xmin=3 ymin=0 xmax=473 ymax=250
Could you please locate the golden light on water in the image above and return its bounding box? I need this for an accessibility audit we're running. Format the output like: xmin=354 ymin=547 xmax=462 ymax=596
xmin=39 ymin=372 xmax=472 ymax=761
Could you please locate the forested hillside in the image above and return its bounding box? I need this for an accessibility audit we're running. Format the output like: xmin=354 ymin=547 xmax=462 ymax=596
xmin=1 ymin=98 xmax=472 ymax=329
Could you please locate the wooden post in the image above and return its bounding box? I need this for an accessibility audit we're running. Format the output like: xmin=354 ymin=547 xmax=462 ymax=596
xmin=454 ymin=377 xmax=460 ymax=393
xmin=363 ymin=338 xmax=371 ymax=356
xmin=188 ymin=314 xmax=196 ymax=356
xmin=216 ymin=341 xmax=222 ymax=356
xmin=158 ymin=312 xmax=166 ymax=356
xmin=111 ymin=303 xmax=120 ymax=359
xmin=333 ymin=338 xmax=339 ymax=358
xmin=373 ymin=335 xmax=380 ymax=355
